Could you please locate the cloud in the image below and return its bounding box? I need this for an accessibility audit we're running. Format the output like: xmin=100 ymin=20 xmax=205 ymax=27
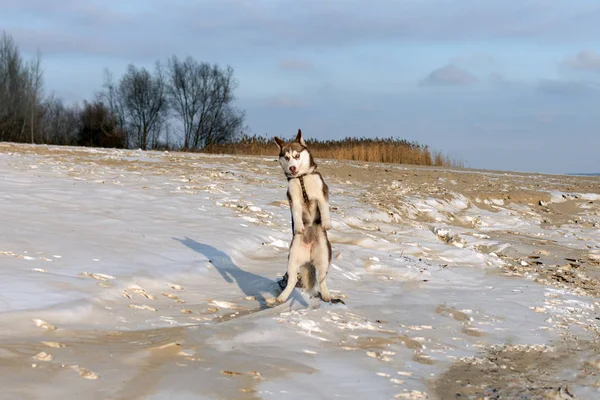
xmin=4 ymin=0 xmax=600 ymax=61
xmin=1 ymin=0 xmax=134 ymax=29
xmin=154 ymin=0 xmax=600 ymax=46
xmin=536 ymin=79 xmax=600 ymax=96
xmin=564 ymin=50 xmax=600 ymax=73
xmin=419 ymin=65 xmax=478 ymax=87
xmin=278 ymin=58 xmax=314 ymax=72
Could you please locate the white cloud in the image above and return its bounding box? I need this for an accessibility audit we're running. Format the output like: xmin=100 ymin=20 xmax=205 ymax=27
xmin=420 ymin=65 xmax=478 ymax=87
xmin=4 ymin=0 xmax=600 ymax=60
xmin=564 ymin=50 xmax=600 ymax=73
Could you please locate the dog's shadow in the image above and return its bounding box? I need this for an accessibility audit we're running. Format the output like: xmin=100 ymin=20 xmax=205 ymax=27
xmin=173 ymin=236 xmax=306 ymax=309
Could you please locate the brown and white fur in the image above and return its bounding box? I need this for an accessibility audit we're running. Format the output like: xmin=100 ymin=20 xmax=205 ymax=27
xmin=274 ymin=129 xmax=332 ymax=303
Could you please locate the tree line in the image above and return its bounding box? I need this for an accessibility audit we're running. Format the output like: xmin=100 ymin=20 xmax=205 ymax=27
xmin=1 ymin=30 xmax=463 ymax=168
xmin=0 ymin=31 xmax=245 ymax=150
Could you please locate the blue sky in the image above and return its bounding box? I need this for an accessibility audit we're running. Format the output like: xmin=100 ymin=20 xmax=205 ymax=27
xmin=2 ymin=0 xmax=600 ymax=174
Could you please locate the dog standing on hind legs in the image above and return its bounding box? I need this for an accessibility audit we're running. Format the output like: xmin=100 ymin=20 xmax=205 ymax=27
xmin=274 ymin=129 xmax=334 ymax=304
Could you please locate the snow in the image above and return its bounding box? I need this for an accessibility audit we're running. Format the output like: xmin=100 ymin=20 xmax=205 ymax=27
xmin=0 ymin=144 xmax=598 ymax=399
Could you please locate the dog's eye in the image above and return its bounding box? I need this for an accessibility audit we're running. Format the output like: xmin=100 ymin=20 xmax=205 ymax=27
xmin=285 ymin=156 xmax=290 ymax=161
xmin=294 ymin=154 xmax=300 ymax=159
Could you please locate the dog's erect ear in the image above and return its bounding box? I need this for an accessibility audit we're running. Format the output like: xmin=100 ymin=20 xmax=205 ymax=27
xmin=295 ymin=129 xmax=306 ymax=146
xmin=274 ymin=136 xmax=285 ymax=150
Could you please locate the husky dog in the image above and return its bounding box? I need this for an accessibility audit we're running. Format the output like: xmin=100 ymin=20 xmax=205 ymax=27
xmin=274 ymin=129 xmax=333 ymax=303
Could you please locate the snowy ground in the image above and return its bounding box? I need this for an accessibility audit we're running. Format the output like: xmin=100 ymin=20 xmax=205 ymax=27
xmin=0 ymin=143 xmax=599 ymax=400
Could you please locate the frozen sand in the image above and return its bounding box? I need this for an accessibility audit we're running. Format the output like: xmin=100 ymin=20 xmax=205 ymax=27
xmin=0 ymin=143 xmax=599 ymax=399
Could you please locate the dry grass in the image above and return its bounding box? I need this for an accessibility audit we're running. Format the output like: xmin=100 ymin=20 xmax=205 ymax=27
xmin=201 ymin=134 xmax=464 ymax=168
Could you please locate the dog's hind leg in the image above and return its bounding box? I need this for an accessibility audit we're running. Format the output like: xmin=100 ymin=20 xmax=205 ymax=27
xmin=312 ymin=235 xmax=332 ymax=302
xmin=277 ymin=236 xmax=310 ymax=303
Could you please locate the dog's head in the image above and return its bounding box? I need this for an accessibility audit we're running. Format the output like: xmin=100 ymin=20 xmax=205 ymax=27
xmin=274 ymin=129 xmax=316 ymax=178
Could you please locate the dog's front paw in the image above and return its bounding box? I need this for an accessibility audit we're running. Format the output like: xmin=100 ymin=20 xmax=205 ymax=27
xmin=321 ymin=219 xmax=332 ymax=230
xmin=275 ymin=295 xmax=288 ymax=304
xmin=266 ymin=297 xmax=278 ymax=307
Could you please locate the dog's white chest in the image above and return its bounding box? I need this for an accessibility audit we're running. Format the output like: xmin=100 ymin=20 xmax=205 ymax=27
xmin=289 ymin=175 xmax=321 ymax=203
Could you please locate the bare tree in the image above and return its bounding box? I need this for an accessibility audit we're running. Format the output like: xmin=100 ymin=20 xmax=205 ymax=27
xmin=204 ymin=104 xmax=245 ymax=146
xmin=1 ymin=30 xmax=247 ymax=150
xmin=118 ymin=63 xmax=167 ymax=150
xmin=0 ymin=32 xmax=46 ymax=144
xmin=97 ymin=68 xmax=127 ymax=146
xmin=0 ymin=31 xmax=29 ymax=142
xmin=165 ymin=56 xmax=244 ymax=149
xmin=27 ymin=49 xmax=44 ymax=144
xmin=77 ymin=101 xmax=125 ymax=148
xmin=40 ymin=95 xmax=80 ymax=145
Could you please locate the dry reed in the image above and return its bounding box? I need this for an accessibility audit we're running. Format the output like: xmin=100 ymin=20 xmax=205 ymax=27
xmin=200 ymin=134 xmax=464 ymax=168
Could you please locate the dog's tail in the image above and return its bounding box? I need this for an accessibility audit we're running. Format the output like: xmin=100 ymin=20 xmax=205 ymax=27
xmin=299 ymin=263 xmax=318 ymax=296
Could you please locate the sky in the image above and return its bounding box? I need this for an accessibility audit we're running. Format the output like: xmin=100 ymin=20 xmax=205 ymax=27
xmin=2 ymin=0 xmax=600 ymax=174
